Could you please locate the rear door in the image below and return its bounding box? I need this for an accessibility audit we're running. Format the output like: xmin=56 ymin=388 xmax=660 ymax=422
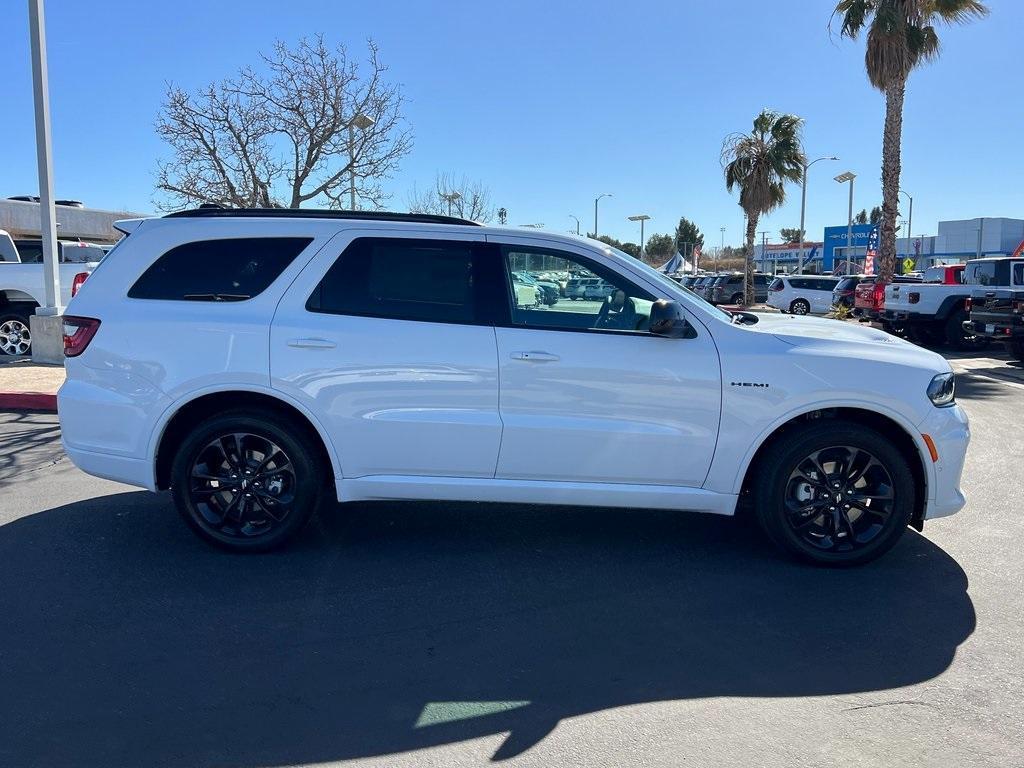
xmin=271 ymin=230 xmax=503 ymax=479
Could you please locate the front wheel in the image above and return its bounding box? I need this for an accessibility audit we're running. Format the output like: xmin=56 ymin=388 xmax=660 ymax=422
xmin=945 ymin=309 xmax=989 ymax=352
xmin=170 ymin=409 xmax=326 ymax=552
xmin=754 ymin=421 xmax=916 ymax=566
xmin=730 ymin=293 xmax=744 ymax=306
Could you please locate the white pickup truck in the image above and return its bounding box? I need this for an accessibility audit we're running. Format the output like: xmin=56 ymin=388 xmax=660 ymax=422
xmin=880 ymin=264 xmax=988 ymax=350
xmin=0 ymin=229 xmax=104 ymax=355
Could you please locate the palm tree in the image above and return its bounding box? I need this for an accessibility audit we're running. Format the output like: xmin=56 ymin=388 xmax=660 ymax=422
xmin=835 ymin=0 xmax=988 ymax=280
xmin=722 ymin=110 xmax=805 ymax=305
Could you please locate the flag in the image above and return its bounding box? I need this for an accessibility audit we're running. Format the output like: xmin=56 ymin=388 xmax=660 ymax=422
xmin=864 ymin=225 xmax=879 ymax=276
xmin=692 ymin=244 xmax=701 ymax=271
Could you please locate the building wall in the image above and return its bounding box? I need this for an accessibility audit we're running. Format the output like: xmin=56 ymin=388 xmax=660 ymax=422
xmin=934 ymin=218 xmax=1024 ymax=259
xmin=0 ymin=199 xmax=145 ymax=243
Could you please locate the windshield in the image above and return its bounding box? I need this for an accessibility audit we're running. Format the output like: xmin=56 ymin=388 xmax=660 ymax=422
xmin=606 ymin=246 xmax=732 ymax=320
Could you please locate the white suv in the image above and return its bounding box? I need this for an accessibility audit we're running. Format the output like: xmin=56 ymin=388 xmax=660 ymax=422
xmin=58 ymin=209 xmax=970 ymax=565
xmin=767 ymin=275 xmax=840 ymax=315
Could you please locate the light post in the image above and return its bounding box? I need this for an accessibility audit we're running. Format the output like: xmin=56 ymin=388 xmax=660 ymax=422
xmin=627 ymin=214 xmax=650 ymax=260
xmin=347 ymin=112 xmax=375 ymax=211
xmin=835 ymin=172 xmax=857 ymax=275
xmin=569 ymin=214 xmax=580 ymax=235
xmin=28 ymin=0 xmax=63 ymax=363
xmin=593 ymin=193 xmax=612 ymax=238
xmin=900 ymin=189 xmax=913 ymax=265
xmin=719 ymin=226 xmax=725 ymax=272
xmin=797 ymin=155 xmax=838 ymax=274
xmin=440 ymin=191 xmax=462 ymax=216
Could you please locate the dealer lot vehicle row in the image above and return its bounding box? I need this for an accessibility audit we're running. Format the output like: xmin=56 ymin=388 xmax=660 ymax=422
xmin=58 ymin=208 xmax=969 ymax=565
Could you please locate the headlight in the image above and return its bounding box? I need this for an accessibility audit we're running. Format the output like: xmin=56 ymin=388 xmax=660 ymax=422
xmin=927 ymin=372 xmax=956 ymax=407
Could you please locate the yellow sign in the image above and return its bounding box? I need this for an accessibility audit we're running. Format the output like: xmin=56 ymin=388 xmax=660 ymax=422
xmin=903 ymin=258 xmax=915 ymax=273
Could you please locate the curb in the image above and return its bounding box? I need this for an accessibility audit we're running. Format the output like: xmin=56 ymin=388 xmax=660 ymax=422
xmin=0 ymin=392 xmax=58 ymax=412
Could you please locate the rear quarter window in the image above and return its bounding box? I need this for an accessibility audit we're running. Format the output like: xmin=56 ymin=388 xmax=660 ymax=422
xmin=128 ymin=237 xmax=312 ymax=301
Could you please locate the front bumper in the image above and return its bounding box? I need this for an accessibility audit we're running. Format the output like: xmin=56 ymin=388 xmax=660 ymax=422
xmin=917 ymin=403 xmax=970 ymax=520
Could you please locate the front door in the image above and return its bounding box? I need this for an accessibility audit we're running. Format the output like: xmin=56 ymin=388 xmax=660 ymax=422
xmin=491 ymin=239 xmax=721 ymax=488
xmin=272 ymin=231 xmax=502 ymax=479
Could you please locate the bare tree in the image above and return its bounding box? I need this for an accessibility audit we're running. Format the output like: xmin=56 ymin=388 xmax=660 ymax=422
xmin=155 ymin=36 xmax=412 ymax=211
xmin=407 ymin=173 xmax=495 ymax=222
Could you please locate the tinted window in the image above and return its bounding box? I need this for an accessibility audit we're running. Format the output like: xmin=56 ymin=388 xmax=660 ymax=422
xmin=501 ymin=246 xmax=656 ymax=333
xmin=922 ymin=267 xmax=945 ymax=283
xmin=769 ymin=277 xmax=784 ymax=290
xmin=835 ymin=277 xmax=860 ymax=292
xmin=814 ymin=278 xmax=839 ymax=291
xmin=309 ymin=238 xmax=478 ymax=324
xmin=129 ymin=237 xmax=310 ymax=301
xmin=14 ymin=240 xmax=43 ymax=263
xmin=1015 ymin=263 xmax=1024 ymax=286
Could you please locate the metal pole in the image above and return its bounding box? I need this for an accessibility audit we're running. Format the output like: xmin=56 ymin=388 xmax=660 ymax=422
xmin=906 ymin=196 xmax=912 ymax=263
xmin=798 ymin=162 xmax=808 ymax=275
xmin=977 ymin=218 xmax=984 ymax=258
xmin=28 ymin=0 xmax=60 ymax=314
xmin=846 ymin=179 xmax=854 ymax=275
xmin=594 ymin=198 xmax=599 ymax=238
xmin=720 ymin=226 xmax=725 ymax=272
xmin=639 ymin=218 xmax=645 ymax=260
xmin=348 ymin=124 xmax=356 ymax=211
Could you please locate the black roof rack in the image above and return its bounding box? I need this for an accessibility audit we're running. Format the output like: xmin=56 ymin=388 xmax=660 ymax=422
xmin=162 ymin=207 xmax=482 ymax=227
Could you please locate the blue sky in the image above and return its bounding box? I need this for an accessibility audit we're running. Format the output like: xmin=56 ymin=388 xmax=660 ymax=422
xmin=1 ymin=0 xmax=1020 ymax=248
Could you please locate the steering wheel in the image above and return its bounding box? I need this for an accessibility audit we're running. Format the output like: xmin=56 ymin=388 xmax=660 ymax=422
xmin=594 ymin=295 xmax=613 ymax=328
xmin=594 ymin=292 xmax=636 ymax=330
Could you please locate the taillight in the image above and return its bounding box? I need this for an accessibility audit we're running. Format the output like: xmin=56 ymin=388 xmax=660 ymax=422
xmin=965 ymin=297 xmax=972 ymax=312
xmin=873 ymin=283 xmax=885 ymax=307
xmin=71 ymin=271 xmax=89 ymax=297
xmin=62 ymin=316 xmax=100 ymax=357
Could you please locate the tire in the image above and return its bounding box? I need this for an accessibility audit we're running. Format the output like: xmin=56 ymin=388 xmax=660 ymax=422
xmin=0 ymin=311 xmax=32 ymax=356
xmin=945 ymin=309 xmax=989 ymax=352
xmin=906 ymin=324 xmax=944 ymax=348
xmin=170 ymin=408 xmax=326 ymax=552
xmin=1008 ymin=339 xmax=1024 ymax=363
xmin=753 ymin=421 xmax=916 ymax=567
xmin=730 ymin=293 xmax=744 ymax=305
xmin=789 ymin=299 xmax=810 ymax=316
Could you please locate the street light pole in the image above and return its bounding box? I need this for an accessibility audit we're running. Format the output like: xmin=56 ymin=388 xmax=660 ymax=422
xmin=569 ymin=215 xmax=580 ymax=235
xmin=628 ymin=214 xmax=650 ymax=261
xmin=835 ymin=172 xmax=857 ymax=275
xmin=900 ymin=189 xmax=913 ymax=266
xmin=440 ymin=192 xmax=462 ymax=216
xmin=719 ymin=226 xmax=725 ymax=272
xmin=28 ymin=0 xmax=59 ymax=317
xmin=347 ymin=113 xmax=375 ymax=211
xmin=797 ymin=155 xmax=839 ymax=274
xmin=593 ymin=195 xmax=606 ymax=237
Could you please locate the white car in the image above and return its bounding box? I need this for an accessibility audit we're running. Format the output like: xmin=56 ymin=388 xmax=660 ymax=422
xmin=767 ymin=275 xmax=840 ymax=315
xmin=0 ymin=230 xmax=105 ymax=355
xmin=59 ymin=209 xmax=969 ymax=565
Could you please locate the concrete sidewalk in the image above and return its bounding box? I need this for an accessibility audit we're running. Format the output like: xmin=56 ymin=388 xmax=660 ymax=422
xmin=0 ymin=358 xmax=64 ymax=411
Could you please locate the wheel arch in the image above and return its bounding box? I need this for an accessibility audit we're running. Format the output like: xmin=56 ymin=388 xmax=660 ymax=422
xmin=152 ymin=388 xmax=341 ymax=494
xmin=736 ymin=406 xmax=929 ymax=530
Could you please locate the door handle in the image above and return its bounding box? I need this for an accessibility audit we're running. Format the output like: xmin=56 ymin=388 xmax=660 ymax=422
xmin=510 ymin=351 xmax=559 ymax=362
xmin=287 ymin=337 xmax=337 ymax=349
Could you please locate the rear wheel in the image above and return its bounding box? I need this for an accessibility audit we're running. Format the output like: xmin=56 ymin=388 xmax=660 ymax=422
xmin=789 ymin=299 xmax=810 ymax=315
xmin=170 ymin=409 xmax=326 ymax=552
xmin=1008 ymin=339 xmax=1024 ymax=363
xmin=945 ymin=309 xmax=989 ymax=352
xmin=754 ymin=421 xmax=916 ymax=566
xmin=0 ymin=312 xmax=31 ymax=356
xmin=730 ymin=292 xmax=744 ymax=305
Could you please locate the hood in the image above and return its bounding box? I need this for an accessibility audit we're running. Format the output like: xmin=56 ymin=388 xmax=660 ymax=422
xmin=742 ymin=313 xmax=950 ymax=372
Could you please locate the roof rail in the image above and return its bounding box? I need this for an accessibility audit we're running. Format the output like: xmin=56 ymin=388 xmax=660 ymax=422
xmin=162 ymin=207 xmax=483 ymax=227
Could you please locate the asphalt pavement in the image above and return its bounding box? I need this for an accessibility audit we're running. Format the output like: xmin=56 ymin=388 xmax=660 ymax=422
xmin=0 ymin=352 xmax=1021 ymax=768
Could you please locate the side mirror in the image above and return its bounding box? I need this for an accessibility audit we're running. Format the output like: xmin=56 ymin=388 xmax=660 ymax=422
xmin=649 ymin=300 xmax=694 ymax=339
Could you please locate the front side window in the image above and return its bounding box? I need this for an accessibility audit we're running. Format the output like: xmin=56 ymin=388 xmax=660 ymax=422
xmin=308 ymin=238 xmax=479 ymax=324
xmin=502 ymin=246 xmax=656 ymax=333
xmin=963 ymin=261 xmax=1007 ymax=286
xmin=129 ymin=237 xmax=311 ymax=301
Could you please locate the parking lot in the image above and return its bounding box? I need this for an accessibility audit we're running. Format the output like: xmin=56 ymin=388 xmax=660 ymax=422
xmin=0 ymin=347 xmax=1021 ymax=768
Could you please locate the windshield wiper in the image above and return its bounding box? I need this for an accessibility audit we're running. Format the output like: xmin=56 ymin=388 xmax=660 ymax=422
xmin=182 ymin=293 xmax=250 ymax=302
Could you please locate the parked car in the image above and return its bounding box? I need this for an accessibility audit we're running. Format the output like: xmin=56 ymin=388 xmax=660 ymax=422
xmin=512 ymin=275 xmax=540 ymax=308
xmin=0 ymin=231 xmax=106 ymax=355
xmin=583 ymin=280 xmax=616 ymax=300
xmin=767 ymin=275 xmax=840 ymax=315
xmin=854 ymin=275 xmax=922 ymax=322
xmin=881 ymin=266 xmax=984 ymax=350
xmin=565 ymin=276 xmax=601 ymax=300
xmin=710 ymin=273 xmax=770 ymax=305
xmin=962 ymin=257 xmax=1024 ymax=362
xmin=701 ymin=275 xmax=728 ymax=301
xmin=59 ymin=207 xmax=969 ymax=566
xmin=832 ymin=275 xmax=867 ymax=310
xmin=514 ymin=271 xmax=558 ymax=306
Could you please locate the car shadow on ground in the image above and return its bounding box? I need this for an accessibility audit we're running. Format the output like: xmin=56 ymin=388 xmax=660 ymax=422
xmin=0 ymin=493 xmax=974 ymax=767
xmin=0 ymin=412 xmax=63 ymax=486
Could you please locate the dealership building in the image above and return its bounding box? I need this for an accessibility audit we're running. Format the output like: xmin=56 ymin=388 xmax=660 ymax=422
xmin=755 ymin=216 xmax=1024 ymax=274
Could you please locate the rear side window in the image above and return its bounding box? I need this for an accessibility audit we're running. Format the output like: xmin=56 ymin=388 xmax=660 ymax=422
xmin=129 ymin=238 xmax=311 ymax=301
xmin=307 ymin=238 xmax=479 ymax=324
xmin=963 ymin=261 xmax=1008 ymax=286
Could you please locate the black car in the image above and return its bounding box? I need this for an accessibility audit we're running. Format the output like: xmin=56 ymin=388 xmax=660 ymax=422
xmin=831 ymin=275 xmax=867 ymax=310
